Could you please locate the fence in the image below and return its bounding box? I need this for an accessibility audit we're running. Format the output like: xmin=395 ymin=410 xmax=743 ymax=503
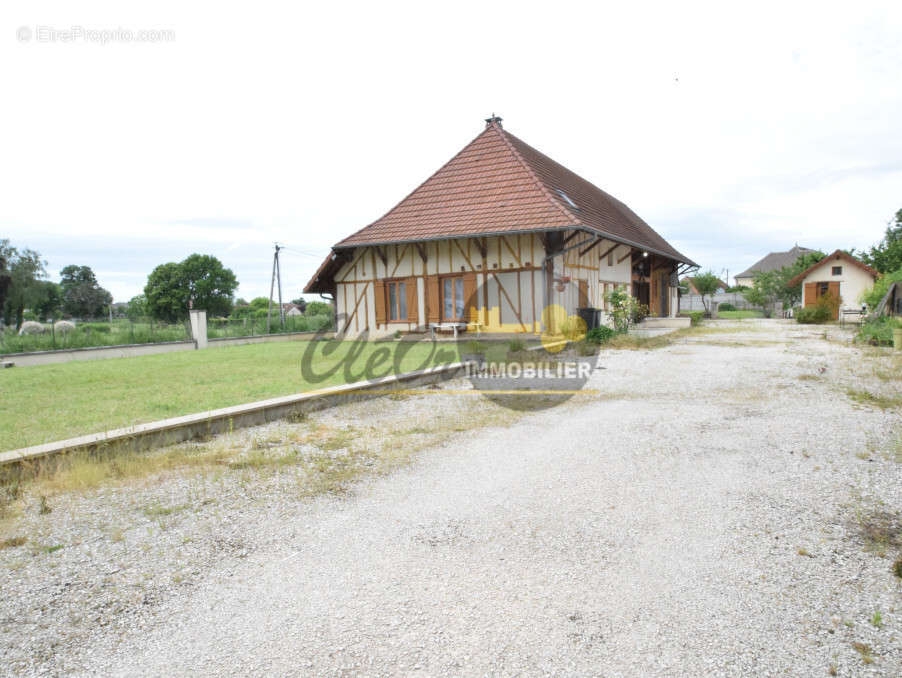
xmin=0 ymin=312 xmax=334 ymax=355
xmin=679 ymin=293 xmax=784 ymax=316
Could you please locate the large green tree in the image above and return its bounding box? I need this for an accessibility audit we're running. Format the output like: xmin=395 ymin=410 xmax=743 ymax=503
xmin=1 ymin=239 xmax=47 ymax=329
xmin=59 ymin=265 xmax=113 ymax=318
xmin=861 ymin=209 xmax=902 ymax=274
xmin=144 ymin=254 xmax=238 ymax=323
xmin=32 ymin=281 xmax=63 ymax=320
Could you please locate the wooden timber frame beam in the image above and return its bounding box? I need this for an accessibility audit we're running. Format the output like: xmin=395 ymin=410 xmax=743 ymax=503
xmin=616 ymin=248 xmax=633 ymax=264
xmin=578 ymin=236 xmax=603 ymax=258
xmin=597 ymin=243 xmax=619 ymax=261
xmin=373 ymin=246 xmax=388 ymax=267
xmin=414 ymin=242 xmax=428 ymax=263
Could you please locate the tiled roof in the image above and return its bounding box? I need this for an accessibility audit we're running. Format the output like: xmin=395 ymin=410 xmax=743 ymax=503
xmin=735 ymin=245 xmax=817 ymax=278
xmin=786 ymin=250 xmax=878 ymax=287
xmin=335 ymin=120 xmax=693 ymax=263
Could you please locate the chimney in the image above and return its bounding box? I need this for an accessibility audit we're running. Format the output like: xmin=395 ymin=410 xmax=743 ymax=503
xmin=484 ymin=113 xmax=503 ymax=127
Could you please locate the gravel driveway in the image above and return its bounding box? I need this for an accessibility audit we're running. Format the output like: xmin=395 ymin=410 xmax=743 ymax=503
xmin=3 ymin=320 xmax=901 ymax=676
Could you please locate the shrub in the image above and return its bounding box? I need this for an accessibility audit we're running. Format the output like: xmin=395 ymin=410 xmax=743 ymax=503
xmin=796 ymin=293 xmax=839 ymax=324
xmin=796 ymin=306 xmax=830 ymax=324
xmin=679 ymin=311 xmax=703 ymax=326
xmin=862 ymin=267 xmax=902 ymax=310
xmin=857 ymin=317 xmax=901 ymax=345
xmin=17 ymin=321 xmax=45 ymax=335
xmin=585 ymin=326 xmax=615 ymax=345
xmin=718 ymin=302 xmax=736 ymax=311
xmin=53 ymin=320 xmax=76 ymax=334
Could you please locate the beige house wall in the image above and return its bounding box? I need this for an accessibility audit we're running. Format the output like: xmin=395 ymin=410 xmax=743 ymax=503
xmin=332 ymin=230 xmax=656 ymax=338
xmin=800 ymin=262 xmax=875 ymax=310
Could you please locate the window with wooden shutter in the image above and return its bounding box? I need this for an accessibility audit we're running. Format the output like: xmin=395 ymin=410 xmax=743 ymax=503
xmin=405 ymin=277 xmax=418 ymax=323
xmin=373 ymin=280 xmax=387 ymax=325
xmin=578 ymin=279 xmax=588 ymax=307
xmin=426 ymin=276 xmax=440 ymax=324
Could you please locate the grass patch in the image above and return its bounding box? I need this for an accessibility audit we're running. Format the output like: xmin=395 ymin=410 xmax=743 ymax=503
xmin=846 ymin=389 xmax=902 ymax=410
xmin=855 ymin=509 xmax=902 ymax=558
xmin=718 ymin=310 xmax=764 ymax=319
xmin=142 ymin=502 xmax=189 ymax=518
xmin=852 ymin=641 xmax=874 ymax=664
xmin=0 ymin=340 xmax=455 ymax=451
xmin=0 ymin=535 xmax=26 ymax=550
xmin=0 ymin=395 xmax=525 ymax=520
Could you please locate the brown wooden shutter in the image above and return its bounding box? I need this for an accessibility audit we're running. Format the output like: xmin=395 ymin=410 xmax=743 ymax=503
xmin=426 ymin=276 xmax=440 ymax=324
xmin=373 ymin=280 xmax=387 ymax=326
xmin=803 ymin=282 xmax=816 ymax=307
xmin=578 ymin=279 xmax=588 ymax=307
xmin=405 ymin=277 xmax=418 ymax=323
xmin=828 ymin=281 xmax=840 ymax=299
xmin=462 ymin=272 xmax=477 ymax=321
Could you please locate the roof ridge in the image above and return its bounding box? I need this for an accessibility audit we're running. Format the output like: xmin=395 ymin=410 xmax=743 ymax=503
xmin=337 ymin=125 xmax=500 ymax=247
xmin=490 ymin=123 xmax=581 ymax=228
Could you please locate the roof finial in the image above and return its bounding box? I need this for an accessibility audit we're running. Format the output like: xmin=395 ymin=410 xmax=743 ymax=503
xmin=485 ymin=113 xmax=503 ymax=127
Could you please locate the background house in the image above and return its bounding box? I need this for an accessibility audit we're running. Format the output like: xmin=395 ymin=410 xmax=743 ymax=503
xmin=306 ymin=117 xmax=696 ymax=337
xmin=734 ymin=245 xmax=816 ymax=287
xmin=787 ymin=250 xmax=877 ymax=319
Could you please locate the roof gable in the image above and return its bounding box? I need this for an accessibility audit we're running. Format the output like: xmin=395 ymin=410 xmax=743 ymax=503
xmin=786 ymin=250 xmax=878 ymax=287
xmin=335 ymin=121 xmax=692 ymax=263
xmin=337 ymin=123 xmax=574 ymax=248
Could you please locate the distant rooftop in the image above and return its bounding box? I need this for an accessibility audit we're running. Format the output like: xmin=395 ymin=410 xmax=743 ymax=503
xmin=735 ymin=245 xmax=816 ymax=278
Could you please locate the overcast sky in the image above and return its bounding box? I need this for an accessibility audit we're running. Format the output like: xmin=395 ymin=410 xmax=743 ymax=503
xmin=2 ymin=1 xmax=901 ymax=302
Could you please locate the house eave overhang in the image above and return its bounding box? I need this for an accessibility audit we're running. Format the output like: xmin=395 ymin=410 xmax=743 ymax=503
xmin=334 ymin=223 xmax=698 ymax=267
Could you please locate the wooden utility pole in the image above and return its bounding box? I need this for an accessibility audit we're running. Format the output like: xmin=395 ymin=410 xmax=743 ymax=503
xmin=267 ymin=243 xmax=285 ymax=332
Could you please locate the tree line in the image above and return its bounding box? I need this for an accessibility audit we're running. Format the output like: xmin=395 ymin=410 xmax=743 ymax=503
xmin=1 ymin=243 xmax=328 ymax=330
xmin=1 ymin=240 xmax=113 ymax=328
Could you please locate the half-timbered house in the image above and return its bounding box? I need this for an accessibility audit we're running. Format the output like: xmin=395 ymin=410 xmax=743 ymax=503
xmin=305 ymin=117 xmax=697 ymax=337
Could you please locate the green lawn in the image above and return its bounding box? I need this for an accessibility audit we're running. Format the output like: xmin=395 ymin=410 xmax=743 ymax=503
xmin=0 ymin=340 xmax=460 ymax=451
xmin=717 ymin=310 xmax=764 ymax=319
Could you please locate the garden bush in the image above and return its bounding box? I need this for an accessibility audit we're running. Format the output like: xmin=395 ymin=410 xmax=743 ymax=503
xmin=795 ymin=306 xmax=831 ymax=324
xmin=585 ymin=326 xmax=616 ymax=344
xmin=718 ymin=303 xmax=736 ymax=311
xmin=796 ymin=293 xmax=839 ymax=324
xmin=857 ymin=317 xmax=901 ymax=345
xmin=679 ymin=311 xmax=704 ymax=326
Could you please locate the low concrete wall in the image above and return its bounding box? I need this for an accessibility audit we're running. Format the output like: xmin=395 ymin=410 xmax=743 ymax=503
xmin=0 ymin=361 xmax=467 ymax=469
xmin=0 ymin=331 xmax=335 ymax=367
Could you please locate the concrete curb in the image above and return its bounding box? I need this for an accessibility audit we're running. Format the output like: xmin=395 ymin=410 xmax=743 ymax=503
xmin=0 ymin=361 xmax=467 ymax=467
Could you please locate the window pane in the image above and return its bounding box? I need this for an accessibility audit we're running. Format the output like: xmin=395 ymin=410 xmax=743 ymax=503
xmin=443 ymin=278 xmax=452 ymax=320
xmin=398 ymin=282 xmax=407 ymax=320
xmin=455 ymin=278 xmax=464 ymax=319
xmin=389 ymin=283 xmax=397 ymax=321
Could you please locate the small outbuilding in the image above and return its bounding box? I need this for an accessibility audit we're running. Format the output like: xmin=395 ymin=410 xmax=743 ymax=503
xmin=787 ymin=250 xmax=878 ymax=319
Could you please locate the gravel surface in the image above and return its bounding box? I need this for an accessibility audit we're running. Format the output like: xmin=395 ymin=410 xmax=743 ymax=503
xmin=2 ymin=319 xmax=901 ymax=676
